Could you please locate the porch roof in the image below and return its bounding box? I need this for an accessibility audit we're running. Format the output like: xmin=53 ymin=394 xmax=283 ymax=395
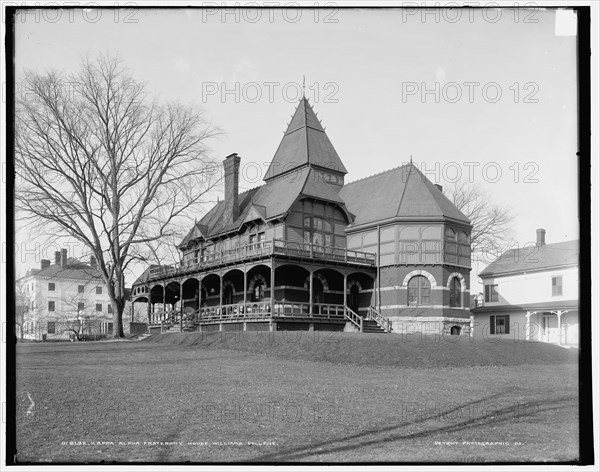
xmin=472 ymin=299 xmax=579 ymax=314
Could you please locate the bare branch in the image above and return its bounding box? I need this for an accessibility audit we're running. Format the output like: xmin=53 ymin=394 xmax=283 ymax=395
xmin=15 ymin=54 xmax=221 ymax=338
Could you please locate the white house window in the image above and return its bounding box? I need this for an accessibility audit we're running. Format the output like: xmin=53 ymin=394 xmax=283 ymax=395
xmin=78 ymin=285 xmax=85 ymax=293
xmin=48 ymin=283 xmax=55 ymax=291
xmin=48 ymin=301 xmax=55 ymax=312
xmin=407 ymin=275 xmax=431 ymax=306
xmin=96 ymin=286 xmax=103 ymax=295
xmin=96 ymin=303 xmax=102 ymax=312
xmin=47 ymin=321 xmax=56 ymax=334
xmin=77 ymin=302 xmax=85 ymax=312
xmin=108 ymin=305 xmax=113 ymax=314
xmin=552 ymin=276 xmax=563 ymax=297
xmin=490 ymin=315 xmax=510 ymax=334
xmin=484 ymin=284 xmax=498 ymax=302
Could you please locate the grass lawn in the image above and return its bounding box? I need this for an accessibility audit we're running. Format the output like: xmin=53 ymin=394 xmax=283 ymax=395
xmin=15 ymin=332 xmax=579 ymax=463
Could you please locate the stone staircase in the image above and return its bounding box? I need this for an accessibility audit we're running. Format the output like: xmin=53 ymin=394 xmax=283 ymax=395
xmin=362 ymin=319 xmax=387 ymax=334
xmin=344 ymin=306 xmax=391 ymax=334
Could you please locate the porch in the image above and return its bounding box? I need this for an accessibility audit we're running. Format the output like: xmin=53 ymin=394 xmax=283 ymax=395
xmin=146 ymin=302 xmax=389 ymax=334
xmin=525 ymin=309 xmax=579 ymax=346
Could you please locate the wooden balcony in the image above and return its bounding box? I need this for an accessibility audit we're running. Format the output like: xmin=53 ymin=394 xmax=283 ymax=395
xmin=148 ymin=239 xmax=376 ymax=280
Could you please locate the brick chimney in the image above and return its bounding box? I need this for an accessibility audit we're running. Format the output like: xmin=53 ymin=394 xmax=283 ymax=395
xmin=55 ymin=251 xmax=61 ymax=265
xmin=61 ymin=248 xmax=68 ymax=268
xmin=90 ymin=255 xmax=97 ymax=269
xmin=536 ymin=228 xmax=546 ymax=247
xmin=223 ymin=153 xmax=241 ymax=224
xmin=41 ymin=259 xmax=51 ymax=270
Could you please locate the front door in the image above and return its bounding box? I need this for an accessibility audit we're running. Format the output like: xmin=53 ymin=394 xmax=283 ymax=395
xmin=349 ymin=285 xmax=360 ymax=314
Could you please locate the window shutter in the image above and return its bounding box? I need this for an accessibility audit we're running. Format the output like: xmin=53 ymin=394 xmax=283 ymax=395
xmin=505 ymin=315 xmax=510 ymax=334
xmin=489 ymin=315 xmax=495 ymax=335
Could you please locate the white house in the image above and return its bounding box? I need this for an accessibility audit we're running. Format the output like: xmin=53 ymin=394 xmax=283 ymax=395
xmin=16 ymin=249 xmax=115 ymax=341
xmin=471 ymin=229 xmax=578 ymax=346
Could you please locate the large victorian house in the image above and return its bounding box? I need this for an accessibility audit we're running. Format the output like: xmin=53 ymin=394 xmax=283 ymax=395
xmin=131 ymin=98 xmax=472 ymax=335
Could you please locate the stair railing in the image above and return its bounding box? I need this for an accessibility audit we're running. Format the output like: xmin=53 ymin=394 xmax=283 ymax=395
xmin=367 ymin=306 xmax=392 ymax=333
xmin=343 ymin=306 xmax=363 ymax=332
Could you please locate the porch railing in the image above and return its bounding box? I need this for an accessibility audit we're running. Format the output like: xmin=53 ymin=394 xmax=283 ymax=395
xmin=273 ymin=302 xmax=346 ymax=321
xmin=344 ymin=306 xmax=363 ymax=332
xmin=149 ymin=239 xmax=375 ymax=279
xmin=157 ymin=302 xmax=351 ymax=324
xmin=367 ymin=306 xmax=392 ymax=333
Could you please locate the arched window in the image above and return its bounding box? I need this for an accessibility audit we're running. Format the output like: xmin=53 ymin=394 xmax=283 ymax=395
xmin=449 ymin=277 xmax=462 ymax=307
xmin=445 ymin=227 xmax=456 ymax=241
xmin=407 ymin=275 xmax=431 ymax=306
xmin=253 ymin=280 xmax=265 ymax=302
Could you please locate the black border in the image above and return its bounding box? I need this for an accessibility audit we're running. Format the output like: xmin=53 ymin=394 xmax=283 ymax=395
xmin=4 ymin=4 xmax=594 ymax=467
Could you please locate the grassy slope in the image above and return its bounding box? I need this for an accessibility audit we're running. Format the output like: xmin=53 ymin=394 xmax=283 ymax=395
xmin=142 ymin=331 xmax=579 ymax=368
xmin=15 ymin=337 xmax=579 ymax=463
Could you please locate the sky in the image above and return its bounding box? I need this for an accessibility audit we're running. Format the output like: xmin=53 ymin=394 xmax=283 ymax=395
xmin=11 ymin=5 xmax=581 ymax=291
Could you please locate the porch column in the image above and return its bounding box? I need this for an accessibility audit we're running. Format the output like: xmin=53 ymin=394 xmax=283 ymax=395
xmin=179 ymin=281 xmax=183 ymax=332
xmin=309 ymin=270 xmax=314 ymax=316
xmin=162 ymin=284 xmax=166 ymax=319
xmin=147 ymin=294 xmax=151 ymax=324
xmin=219 ymin=273 xmax=223 ymax=321
xmin=243 ymin=269 xmax=248 ymax=309
xmin=556 ymin=311 xmax=563 ymax=345
xmin=197 ymin=282 xmax=201 ymax=311
xmin=131 ymin=301 xmax=135 ymax=324
xmin=525 ymin=311 xmax=531 ymax=341
xmin=343 ymin=273 xmax=347 ymax=308
xmin=538 ymin=313 xmax=543 ymax=342
xmin=270 ymin=262 xmax=276 ymax=315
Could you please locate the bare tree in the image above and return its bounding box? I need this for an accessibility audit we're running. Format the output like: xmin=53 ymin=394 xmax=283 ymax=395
xmin=15 ymin=283 xmax=34 ymax=342
xmin=15 ymin=54 xmax=220 ymax=338
xmin=444 ymin=179 xmax=515 ymax=262
xmin=59 ymin=288 xmax=107 ymax=341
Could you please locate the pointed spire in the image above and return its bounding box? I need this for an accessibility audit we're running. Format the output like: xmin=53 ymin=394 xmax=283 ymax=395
xmin=264 ymin=98 xmax=348 ymax=181
xmin=302 ymin=75 xmax=306 ymax=98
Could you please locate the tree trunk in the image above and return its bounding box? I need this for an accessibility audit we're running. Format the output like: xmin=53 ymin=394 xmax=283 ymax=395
xmin=112 ymin=302 xmax=125 ymax=339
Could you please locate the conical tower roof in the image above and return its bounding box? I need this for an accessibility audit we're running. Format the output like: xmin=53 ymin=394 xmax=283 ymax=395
xmin=264 ymin=98 xmax=348 ymax=181
xmin=339 ymin=163 xmax=471 ymax=227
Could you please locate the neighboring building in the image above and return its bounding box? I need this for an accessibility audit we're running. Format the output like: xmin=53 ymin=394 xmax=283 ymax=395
xmin=17 ymin=249 xmax=115 ymax=341
xmin=471 ymin=229 xmax=579 ymax=346
xmin=131 ymin=98 xmax=472 ymax=335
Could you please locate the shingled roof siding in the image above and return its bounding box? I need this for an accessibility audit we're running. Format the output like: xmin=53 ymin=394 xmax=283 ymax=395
xmin=265 ymin=98 xmax=347 ymax=180
xmin=34 ymin=258 xmax=103 ymax=280
xmin=479 ymin=240 xmax=579 ymax=277
xmin=339 ymin=164 xmax=470 ymax=226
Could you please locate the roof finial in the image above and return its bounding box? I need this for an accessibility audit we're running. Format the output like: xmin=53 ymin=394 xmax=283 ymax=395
xmin=410 ymin=154 xmax=413 ymax=164
xmin=302 ymin=75 xmax=306 ymax=99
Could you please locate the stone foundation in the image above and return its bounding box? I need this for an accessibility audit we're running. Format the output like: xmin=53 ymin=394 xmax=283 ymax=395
xmin=389 ymin=316 xmax=472 ymax=337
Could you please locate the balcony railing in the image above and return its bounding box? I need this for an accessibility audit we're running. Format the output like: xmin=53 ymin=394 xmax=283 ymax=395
xmin=149 ymin=239 xmax=375 ymax=279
